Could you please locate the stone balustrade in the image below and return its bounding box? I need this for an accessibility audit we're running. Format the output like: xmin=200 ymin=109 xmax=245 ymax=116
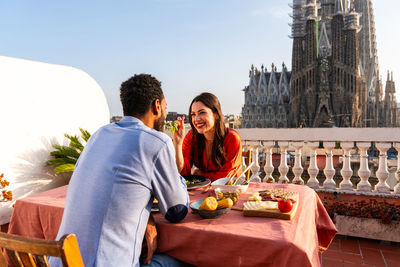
xmin=237 ymin=128 xmax=400 ymax=195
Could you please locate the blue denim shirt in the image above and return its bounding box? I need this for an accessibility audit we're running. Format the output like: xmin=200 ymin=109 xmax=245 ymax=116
xmin=49 ymin=116 xmax=189 ymax=267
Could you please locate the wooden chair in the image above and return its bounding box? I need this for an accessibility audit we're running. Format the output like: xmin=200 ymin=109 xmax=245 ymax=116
xmin=0 ymin=232 xmax=84 ymax=267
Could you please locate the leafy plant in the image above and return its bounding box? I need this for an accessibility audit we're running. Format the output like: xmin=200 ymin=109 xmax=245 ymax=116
xmin=46 ymin=128 xmax=91 ymax=174
xmin=322 ymin=198 xmax=400 ymax=225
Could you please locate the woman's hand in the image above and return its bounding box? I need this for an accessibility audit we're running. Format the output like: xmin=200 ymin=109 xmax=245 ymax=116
xmin=173 ymin=116 xmax=185 ymax=146
xmin=192 ymin=167 xmax=202 ymax=176
xmin=173 ymin=116 xmax=185 ymax=172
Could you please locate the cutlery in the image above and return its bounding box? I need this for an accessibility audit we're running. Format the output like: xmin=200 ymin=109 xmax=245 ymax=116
xmin=242 ymin=171 xmax=262 ymax=185
xmin=201 ymin=185 xmax=212 ymax=194
xmin=228 ymin=167 xmax=242 ymax=180
xmin=232 ymin=162 xmax=254 ymax=185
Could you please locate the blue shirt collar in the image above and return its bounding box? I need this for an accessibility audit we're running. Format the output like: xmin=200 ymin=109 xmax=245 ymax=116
xmin=117 ymin=116 xmax=148 ymax=129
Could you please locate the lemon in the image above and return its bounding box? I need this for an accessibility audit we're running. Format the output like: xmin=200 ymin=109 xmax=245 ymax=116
xmin=199 ymin=197 xmax=218 ymax=211
xmin=217 ymin=198 xmax=234 ymax=209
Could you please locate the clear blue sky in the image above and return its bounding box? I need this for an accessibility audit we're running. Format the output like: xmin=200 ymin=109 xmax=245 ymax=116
xmin=1 ymin=0 xmax=399 ymax=116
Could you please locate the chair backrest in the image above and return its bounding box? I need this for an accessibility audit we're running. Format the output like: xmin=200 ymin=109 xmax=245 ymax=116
xmin=0 ymin=232 xmax=84 ymax=267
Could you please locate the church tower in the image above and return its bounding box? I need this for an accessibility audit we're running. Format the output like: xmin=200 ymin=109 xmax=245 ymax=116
xmin=289 ymin=0 xmax=320 ymax=127
xmin=289 ymin=0 xmax=364 ymax=127
xmin=383 ymin=72 xmax=399 ymax=127
xmin=241 ymin=0 xmax=398 ymax=128
xmin=354 ymin=0 xmax=381 ymax=126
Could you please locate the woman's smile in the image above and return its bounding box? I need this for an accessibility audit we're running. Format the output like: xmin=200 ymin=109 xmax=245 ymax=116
xmin=195 ymin=121 xmax=205 ymax=129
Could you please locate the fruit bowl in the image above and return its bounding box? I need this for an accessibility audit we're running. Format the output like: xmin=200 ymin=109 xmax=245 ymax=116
xmin=211 ymin=177 xmax=249 ymax=193
xmin=190 ymin=200 xmax=231 ymax=219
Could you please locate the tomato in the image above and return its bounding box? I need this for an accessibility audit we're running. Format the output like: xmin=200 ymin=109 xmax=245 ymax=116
xmin=278 ymin=198 xmax=293 ymax=213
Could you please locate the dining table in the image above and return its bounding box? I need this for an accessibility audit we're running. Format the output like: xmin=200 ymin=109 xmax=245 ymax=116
xmin=8 ymin=182 xmax=336 ymax=267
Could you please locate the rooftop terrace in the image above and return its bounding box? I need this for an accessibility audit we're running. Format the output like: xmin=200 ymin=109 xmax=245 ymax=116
xmin=321 ymin=235 xmax=400 ymax=267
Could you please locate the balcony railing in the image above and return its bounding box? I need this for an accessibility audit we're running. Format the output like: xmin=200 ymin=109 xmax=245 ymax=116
xmin=237 ymin=128 xmax=400 ymax=196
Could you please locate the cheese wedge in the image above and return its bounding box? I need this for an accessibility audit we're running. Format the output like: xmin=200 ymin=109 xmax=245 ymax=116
xmin=243 ymin=201 xmax=279 ymax=211
xmin=247 ymin=193 xmax=262 ymax=201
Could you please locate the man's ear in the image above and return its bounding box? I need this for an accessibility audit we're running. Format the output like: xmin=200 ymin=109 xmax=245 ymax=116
xmin=152 ymin=99 xmax=161 ymax=116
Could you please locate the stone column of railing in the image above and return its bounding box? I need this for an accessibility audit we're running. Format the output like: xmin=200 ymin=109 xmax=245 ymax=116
xmin=306 ymin=142 xmax=320 ymax=189
xmin=394 ymin=142 xmax=400 ymax=195
xmin=263 ymin=141 xmax=275 ymax=183
xmin=356 ymin=142 xmax=372 ymax=192
xmin=291 ymin=142 xmax=304 ymax=185
xmin=322 ymin=142 xmax=336 ymax=190
xmin=339 ymin=142 xmax=354 ymax=191
xmin=250 ymin=144 xmax=262 ymax=182
xmin=278 ymin=141 xmax=290 ymax=184
xmin=242 ymin=141 xmax=248 ymax=171
xmin=375 ymin=142 xmax=391 ymax=193
xmin=242 ymin=157 xmax=247 ymax=172
xmin=237 ymin=128 xmax=400 ymax=195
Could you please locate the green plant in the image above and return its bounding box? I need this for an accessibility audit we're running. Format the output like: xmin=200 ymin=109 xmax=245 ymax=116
xmin=46 ymin=128 xmax=91 ymax=174
xmin=322 ymin=198 xmax=400 ymax=225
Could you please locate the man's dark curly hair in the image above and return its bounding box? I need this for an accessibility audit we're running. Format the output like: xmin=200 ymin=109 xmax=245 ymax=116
xmin=120 ymin=74 xmax=164 ymax=117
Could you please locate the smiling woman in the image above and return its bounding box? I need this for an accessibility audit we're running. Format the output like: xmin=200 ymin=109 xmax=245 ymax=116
xmin=173 ymin=92 xmax=242 ymax=182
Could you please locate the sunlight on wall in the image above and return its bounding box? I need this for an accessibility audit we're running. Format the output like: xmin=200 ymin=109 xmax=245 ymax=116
xmin=0 ymin=56 xmax=110 ymax=224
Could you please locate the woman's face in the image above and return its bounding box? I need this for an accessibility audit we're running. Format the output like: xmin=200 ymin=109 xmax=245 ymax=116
xmin=190 ymin=101 xmax=216 ymax=136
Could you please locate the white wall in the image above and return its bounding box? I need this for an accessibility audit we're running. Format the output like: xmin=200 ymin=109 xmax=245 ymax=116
xmin=0 ymin=56 xmax=110 ymax=224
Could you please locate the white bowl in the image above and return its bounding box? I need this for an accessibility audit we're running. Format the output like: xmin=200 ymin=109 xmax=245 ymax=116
xmin=211 ymin=177 xmax=249 ymax=193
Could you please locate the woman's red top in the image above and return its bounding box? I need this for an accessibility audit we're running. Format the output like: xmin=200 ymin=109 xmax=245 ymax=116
xmin=180 ymin=128 xmax=242 ymax=182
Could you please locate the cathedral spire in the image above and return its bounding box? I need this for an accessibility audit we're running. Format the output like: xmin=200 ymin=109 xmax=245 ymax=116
xmin=268 ymin=63 xmax=278 ymax=102
xmin=249 ymin=65 xmax=256 ymax=86
xmin=258 ymin=64 xmax=267 ymax=88
xmin=335 ymin=0 xmax=344 ymax=14
xmin=290 ymin=0 xmax=307 ymax=38
xmin=349 ymin=0 xmax=355 ymax=12
xmin=318 ymin=21 xmax=331 ymax=55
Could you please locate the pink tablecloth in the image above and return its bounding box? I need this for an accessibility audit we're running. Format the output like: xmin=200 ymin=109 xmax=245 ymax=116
xmin=8 ymin=185 xmax=67 ymax=240
xmin=8 ymin=183 xmax=336 ymax=267
xmin=155 ymin=183 xmax=336 ymax=267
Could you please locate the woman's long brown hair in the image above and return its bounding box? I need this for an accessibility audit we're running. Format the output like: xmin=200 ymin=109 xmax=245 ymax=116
xmin=188 ymin=92 xmax=227 ymax=171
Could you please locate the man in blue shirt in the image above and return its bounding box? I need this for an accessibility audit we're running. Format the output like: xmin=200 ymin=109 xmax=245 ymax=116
xmin=50 ymin=74 xmax=189 ymax=266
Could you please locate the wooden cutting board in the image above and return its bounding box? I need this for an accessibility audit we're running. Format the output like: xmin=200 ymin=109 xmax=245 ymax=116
xmin=242 ymin=194 xmax=299 ymax=220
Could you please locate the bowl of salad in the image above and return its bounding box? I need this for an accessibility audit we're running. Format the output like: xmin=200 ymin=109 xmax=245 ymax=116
xmin=183 ymin=175 xmax=211 ymax=190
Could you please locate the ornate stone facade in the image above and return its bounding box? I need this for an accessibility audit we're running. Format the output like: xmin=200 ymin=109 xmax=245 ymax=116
xmin=242 ymin=0 xmax=399 ymax=128
xmin=241 ymin=64 xmax=291 ymax=128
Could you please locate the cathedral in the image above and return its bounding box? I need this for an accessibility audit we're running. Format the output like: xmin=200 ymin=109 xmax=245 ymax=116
xmin=242 ymin=0 xmax=399 ymax=128
xmin=242 ymin=63 xmax=291 ymax=128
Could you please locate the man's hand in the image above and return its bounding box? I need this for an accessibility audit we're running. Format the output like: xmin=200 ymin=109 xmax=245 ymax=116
xmin=140 ymin=215 xmax=158 ymax=264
